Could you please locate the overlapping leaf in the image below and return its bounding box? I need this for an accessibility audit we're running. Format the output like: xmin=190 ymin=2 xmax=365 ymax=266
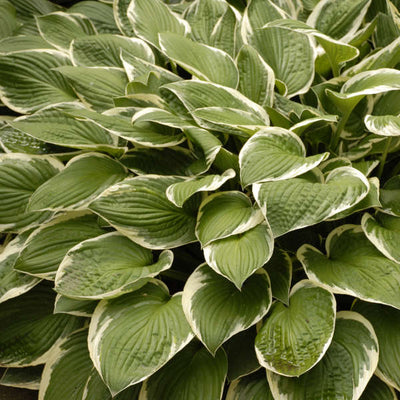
xmin=298 ymin=225 xmax=400 ymax=309
xmin=255 ymin=280 xmax=336 ymax=377
xmin=89 ymin=175 xmax=199 ymax=249
xmin=55 ymin=232 xmax=173 ymax=299
xmin=182 ymin=264 xmax=272 ymax=354
xmin=254 ymin=167 xmax=370 ymax=237
xmin=88 ymin=281 xmax=193 ymax=395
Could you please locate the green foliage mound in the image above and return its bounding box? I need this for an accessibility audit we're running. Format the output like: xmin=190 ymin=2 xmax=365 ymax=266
xmin=0 ymin=0 xmax=400 ymax=398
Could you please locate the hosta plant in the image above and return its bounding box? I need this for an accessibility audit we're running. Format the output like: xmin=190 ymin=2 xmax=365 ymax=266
xmin=1 ymin=0 xmax=400 ymax=399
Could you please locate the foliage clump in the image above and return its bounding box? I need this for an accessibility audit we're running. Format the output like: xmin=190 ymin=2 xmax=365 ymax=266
xmin=0 ymin=0 xmax=400 ymax=399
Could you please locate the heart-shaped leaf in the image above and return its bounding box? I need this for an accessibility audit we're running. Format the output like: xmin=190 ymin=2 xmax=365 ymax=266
xmin=239 ymin=127 xmax=329 ymax=187
xmin=89 ymin=175 xmax=199 ymax=250
xmin=352 ymin=301 xmax=400 ymax=391
xmin=196 ymin=191 xmax=265 ymax=246
xmin=255 ymin=280 xmax=336 ymax=376
xmin=203 ymin=223 xmax=274 ymax=288
xmin=14 ymin=212 xmax=104 ymax=279
xmin=267 ymin=311 xmax=379 ymax=400
xmin=139 ymin=341 xmax=227 ymax=400
xmin=159 ymin=32 xmax=238 ymax=88
xmin=166 ymin=169 xmax=236 ymax=207
xmin=55 ymin=232 xmax=173 ymax=299
xmin=182 ymin=264 xmax=272 ymax=354
xmin=28 ymin=153 xmax=128 ymax=211
xmin=254 ymin=167 xmax=369 ymax=237
xmin=298 ymin=224 xmax=400 ymax=309
xmin=88 ymin=280 xmax=193 ymax=395
xmin=362 ymin=212 xmax=400 ymax=263
xmin=248 ymin=25 xmax=315 ymax=97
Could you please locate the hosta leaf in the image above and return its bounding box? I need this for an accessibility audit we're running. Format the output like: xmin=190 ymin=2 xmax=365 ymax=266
xmin=0 ymin=35 xmax=55 ymax=54
xmin=241 ymin=0 xmax=287 ymax=39
xmin=39 ymin=329 xmax=96 ymax=400
xmin=267 ymin=311 xmax=379 ymax=400
xmin=307 ymin=0 xmax=371 ymax=42
xmin=71 ymin=34 xmax=154 ymax=67
xmin=0 ymin=366 xmax=42 ymax=390
xmin=239 ymin=127 xmax=329 ymax=187
xmin=63 ymin=108 xmax=184 ymax=148
xmin=56 ymin=66 xmax=128 ymax=112
xmin=28 ymin=153 xmax=128 ymax=211
xmin=224 ymin=328 xmax=260 ymax=381
xmin=0 ymin=0 xmax=19 ymax=39
xmin=54 ymin=295 xmax=97 ymax=317
xmin=267 ymin=19 xmax=359 ymax=75
xmin=364 ymin=114 xmax=400 ymax=136
xmin=328 ymin=177 xmax=381 ymax=220
xmin=0 ymin=284 xmax=81 ymax=367
xmin=236 ymin=44 xmax=275 ymax=108
xmin=10 ymin=108 xmax=119 ymax=152
xmin=139 ymin=341 xmax=227 ymax=400
xmin=327 ymin=68 xmax=400 ymax=115
xmin=0 ymin=233 xmax=40 ymax=304
xmin=352 ymin=301 xmax=400 ymax=391
xmin=36 ymin=12 xmax=97 ymax=52
xmin=166 ymin=169 xmax=235 ymax=207
xmin=182 ymin=264 xmax=272 ymax=354
xmin=121 ymin=148 xmax=196 ymax=176
xmin=196 ymin=191 xmax=265 ymax=246
xmin=264 ymin=249 xmax=292 ymax=305
xmin=127 ymin=0 xmax=190 ymax=49
xmin=203 ymin=224 xmax=274 ymax=288
xmin=191 ymin=107 xmax=266 ymax=136
xmin=254 ymin=167 xmax=370 ymax=237
xmin=68 ymin=1 xmax=119 ymax=34
xmin=14 ymin=212 xmax=104 ymax=279
xmin=360 ymin=376 xmax=397 ymax=400
xmin=298 ymin=225 xmax=400 ymax=309
xmin=345 ymin=37 xmax=400 ymax=77
xmin=226 ymin=370 xmax=274 ymax=400
xmin=55 ymin=232 xmax=173 ymax=299
xmin=89 ymin=176 xmax=199 ymax=250
xmin=113 ymin=0 xmax=134 ymax=36
xmin=184 ymin=0 xmax=228 ymax=45
xmin=210 ymin=5 xmax=240 ymax=57
xmin=248 ymin=26 xmax=315 ymax=97
xmin=255 ymin=280 xmax=336 ymax=377
xmin=362 ymin=212 xmax=400 ymax=263
xmin=160 ymin=81 xmax=270 ymax=126
xmin=0 ymin=154 xmax=63 ymax=232
xmin=159 ymin=32 xmax=238 ymax=88
xmin=88 ymin=281 xmax=193 ymax=395
xmin=0 ymin=51 xmax=76 ymax=113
